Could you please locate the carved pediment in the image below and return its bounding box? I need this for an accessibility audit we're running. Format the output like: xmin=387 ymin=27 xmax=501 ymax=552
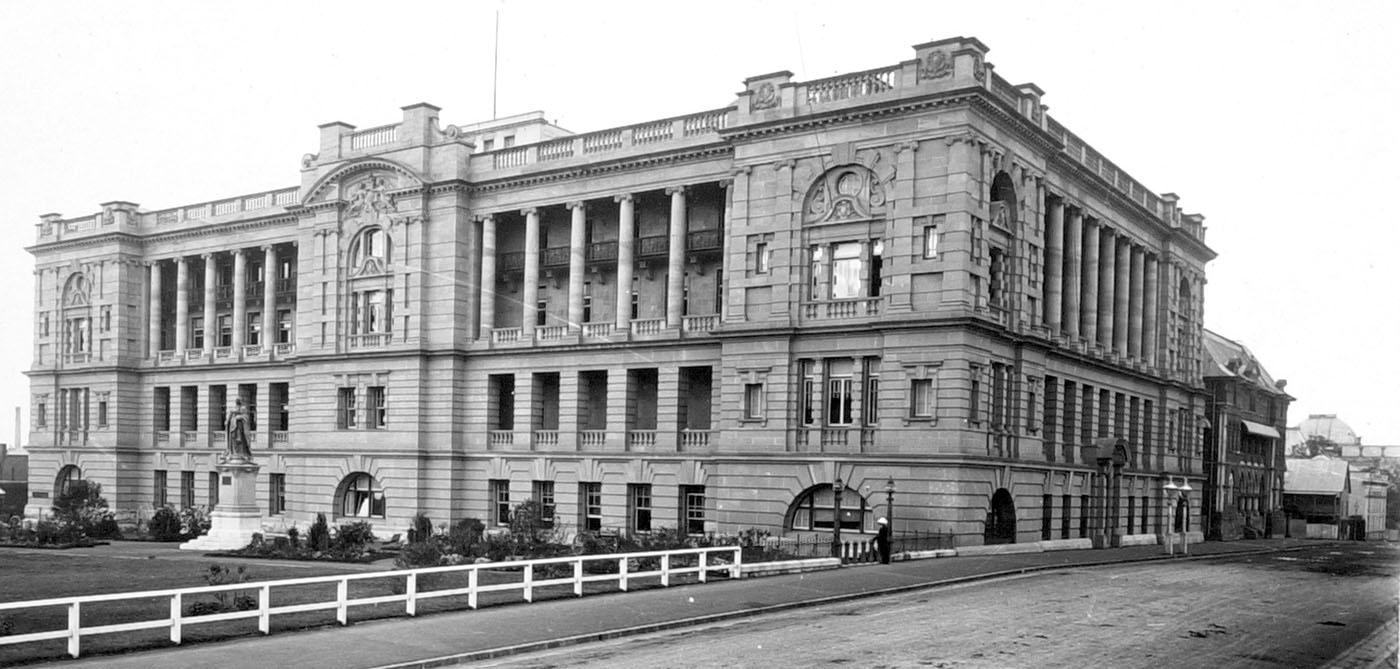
xmin=803 ymin=165 xmax=887 ymax=224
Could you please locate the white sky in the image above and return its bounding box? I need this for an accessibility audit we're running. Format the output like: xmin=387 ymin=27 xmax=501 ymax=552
xmin=1 ymin=1 xmax=1396 ymax=451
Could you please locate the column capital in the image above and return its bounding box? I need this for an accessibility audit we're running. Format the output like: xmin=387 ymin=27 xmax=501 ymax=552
xmin=895 ymin=140 xmax=919 ymax=154
xmin=665 ymin=185 xmax=687 ymax=196
xmin=476 ymin=213 xmax=495 ymax=224
xmin=233 ymin=247 xmax=247 ymax=258
xmin=260 ymin=244 xmax=274 ymax=253
xmin=613 ymin=193 xmax=634 ymax=204
xmin=716 ymin=178 xmax=733 ymax=190
xmin=200 ymin=252 xmax=214 ymax=261
xmin=520 ymin=207 xmax=538 ymax=217
xmin=566 ymin=201 xmax=586 ymax=212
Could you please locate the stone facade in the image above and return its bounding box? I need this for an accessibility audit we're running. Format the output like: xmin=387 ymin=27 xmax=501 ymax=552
xmin=24 ymin=37 xmax=1214 ymax=546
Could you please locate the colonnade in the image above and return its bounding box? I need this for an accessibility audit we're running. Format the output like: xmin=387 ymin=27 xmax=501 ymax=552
xmin=478 ymin=187 xmax=694 ymax=339
xmin=147 ymin=245 xmax=290 ymax=357
xmin=1042 ymin=199 xmax=1160 ymax=366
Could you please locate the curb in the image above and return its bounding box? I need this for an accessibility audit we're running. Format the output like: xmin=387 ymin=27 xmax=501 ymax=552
xmin=372 ymin=544 xmax=1315 ymax=669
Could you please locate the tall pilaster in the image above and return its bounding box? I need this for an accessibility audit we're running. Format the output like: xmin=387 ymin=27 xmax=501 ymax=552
xmin=522 ymin=208 xmax=540 ymax=339
xmin=1113 ymin=237 xmax=1131 ymax=356
xmin=479 ymin=215 xmax=496 ymax=338
xmin=614 ymin=194 xmax=635 ymax=330
xmin=202 ymin=254 xmax=216 ymax=355
xmin=174 ymin=257 xmax=189 ymax=353
xmin=232 ymin=249 xmax=247 ymax=350
xmin=566 ymin=201 xmax=586 ymax=331
xmin=1080 ymin=220 xmax=1099 ymax=343
xmin=665 ymin=186 xmax=687 ymax=328
xmin=148 ymin=260 xmax=163 ymax=356
xmin=1128 ymin=246 xmax=1144 ymax=360
xmin=1044 ymin=198 xmax=1064 ymax=335
xmin=1143 ymin=254 xmax=1159 ymax=368
xmin=1063 ymin=208 xmax=1082 ymax=341
xmin=262 ymin=245 xmax=277 ymax=351
xmin=1096 ymin=228 xmax=1115 ymax=348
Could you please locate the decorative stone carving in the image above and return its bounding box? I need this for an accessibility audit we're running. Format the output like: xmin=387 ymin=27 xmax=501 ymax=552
xmin=972 ymin=56 xmax=986 ymax=83
xmin=750 ymin=82 xmax=779 ymax=111
xmin=301 ymin=153 xmax=318 ymax=168
xmin=919 ymin=50 xmax=953 ymax=81
xmin=802 ymin=165 xmax=887 ymax=224
xmin=345 ymin=174 xmax=396 ymax=226
xmin=62 ymin=273 xmax=90 ymax=307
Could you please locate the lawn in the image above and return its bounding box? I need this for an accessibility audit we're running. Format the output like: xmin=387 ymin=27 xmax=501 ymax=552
xmin=0 ymin=542 xmax=717 ymax=667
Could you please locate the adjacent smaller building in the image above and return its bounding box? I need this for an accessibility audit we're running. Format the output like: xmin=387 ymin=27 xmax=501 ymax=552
xmin=1283 ymin=455 xmax=1350 ymax=538
xmin=1201 ymin=330 xmax=1291 ymax=539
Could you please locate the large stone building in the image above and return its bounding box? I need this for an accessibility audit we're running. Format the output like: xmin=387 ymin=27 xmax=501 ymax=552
xmin=24 ymin=37 xmax=1215 ymax=546
xmin=1201 ymin=329 xmax=1292 ymax=539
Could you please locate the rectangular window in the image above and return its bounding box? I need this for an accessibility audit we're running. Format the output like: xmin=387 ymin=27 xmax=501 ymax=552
xmin=502 ymin=135 xmax=515 ymax=148
xmin=154 ymin=386 xmax=171 ymax=431
xmin=826 ymin=359 xmax=854 ymax=426
xmin=630 ymin=277 xmax=639 ymax=320
xmin=1080 ymin=385 xmax=1094 ymax=445
xmin=1098 ymin=389 xmax=1110 ymax=437
xmin=910 ymin=378 xmax=934 ymax=418
xmin=809 ymin=246 xmax=826 ymax=300
xmin=191 ymin=316 xmax=204 ymax=349
xmin=1061 ymin=494 xmax=1072 ymax=539
xmin=37 ymin=401 xmax=47 ymax=427
xmin=536 ymin=287 xmax=548 ymax=327
xmin=755 ymin=242 xmax=771 ymax=274
xmin=277 ymin=310 xmax=292 ymax=344
xmin=1144 ymin=400 xmax=1154 ymax=460
xmin=217 ymin=315 xmax=233 ymax=347
xmin=1127 ymin=495 xmax=1136 ymax=534
xmin=799 ymin=360 xmax=817 ymax=426
xmin=743 ymin=383 xmax=765 ymax=420
xmin=1141 ymin=495 xmax=1149 ymax=535
xmin=831 ymin=242 xmax=862 ymax=299
xmin=246 ymin=312 xmax=261 ymax=346
xmin=181 ymin=471 xmax=195 ymax=508
xmin=1042 ymin=494 xmax=1054 ymax=541
xmin=533 ymin=480 xmax=555 ymax=527
xmin=969 ymin=366 xmax=982 ymax=424
xmin=681 ymin=485 xmax=706 ymax=535
xmin=367 ymin=386 xmax=387 ymax=429
xmin=581 ymin=482 xmax=602 ymax=532
xmin=482 ymin=138 xmax=494 ymax=151
xmin=269 ymin=473 xmax=286 ymax=515
xmin=629 ymin=483 xmax=652 ymax=534
xmin=1026 ymin=381 xmax=1039 ymax=433
xmin=863 ymin=357 xmax=880 ymax=426
xmin=97 ymin=400 xmax=108 ymax=427
xmin=153 ymin=470 xmax=168 ymax=507
xmin=924 ymin=223 xmax=940 ymax=258
xmin=1079 ymin=494 xmax=1090 ymax=538
xmin=337 ymin=387 xmax=357 ymax=429
xmin=209 ymin=471 xmax=220 ymax=508
xmin=490 ymin=479 xmax=510 ymax=526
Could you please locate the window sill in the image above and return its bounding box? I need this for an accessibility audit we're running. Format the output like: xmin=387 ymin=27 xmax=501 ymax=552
xmin=902 ymin=416 xmax=937 ymax=426
xmin=739 ymin=417 xmax=768 ymax=427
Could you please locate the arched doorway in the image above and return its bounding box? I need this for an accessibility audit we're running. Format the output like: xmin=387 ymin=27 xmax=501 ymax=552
xmin=985 ymin=488 xmax=1017 ymax=544
xmin=53 ymin=465 xmax=82 ymax=500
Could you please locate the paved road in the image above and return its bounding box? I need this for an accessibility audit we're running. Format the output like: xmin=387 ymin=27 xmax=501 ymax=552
xmin=478 ymin=543 xmax=1400 ymax=669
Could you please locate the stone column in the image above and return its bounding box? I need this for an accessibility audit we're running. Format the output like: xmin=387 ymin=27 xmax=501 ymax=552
xmin=479 ymin=215 xmax=496 ymax=339
xmin=614 ymin=194 xmax=635 ymax=331
xmin=1097 ymin=228 xmax=1115 ymax=349
xmin=262 ymin=245 xmax=277 ymax=352
xmin=232 ymin=249 xmax=247 ymax=350
xmin=174 ymin=257 xmax=189 ymax=353
xmin=665 ymin=186 xmax=687 ymax=328
xmin=1080 ymin=220 xmax=1099 ymax=343
xmin=1113 ymin=237 xmax=1131 ymax=356
xmin=1044 ymin=198 xmax=1064 ymax=336
xmin=202 ymin=254 xmax=216 ymax=355
xmin=1143 ymin=254 xmax=1159 ymax=368
xmin=1128 ymin=246 xmax=1144 ymax=360
xmin=522 ymin=208 xmax=540 ymax=339
xmin=148 ymin=260 xmax=163 ymax=356
xmin=1063 ymin=208 xmax=1082 ymax=341
xmin=567 ymin=201 xmax=587 ymax=332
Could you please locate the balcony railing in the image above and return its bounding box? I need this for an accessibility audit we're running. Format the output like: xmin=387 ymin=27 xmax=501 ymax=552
xmin=499 ymin=252 xmax=525 ymax=272
xmin=272 ymin=342 xmax=295 ymax=356
xmin=580 ymin=430 xmax=607 ymax=449
xmin=533 ymin=430 xmax=559 ymax=448
xmin=242 ymin=345 xmax=264 ymax=358
xmin=582 ymin=323 xmax=613 ymax=338
xmin=820 ymin=428 xmax=850 ymax=447
xmin=271 ymin=431 xmax=288 ymax=444
xmin=181 ymin=431 xmax=201 ymax=447
xmin=630 ymin=319 xmax=664 ymax=336
xmin=679 ymin=429 xmax=711 ymax=450
xmin=682 ymin=315 xmax=716 ymax=333
xmin=685 ymin=229 xmax=722 ymax=252
xmin=637 ymin=235 xmax=668 ymax=257
xmin=541 ymin=246 xmax=570 ymax=268
xmin=536 ymin=326 xmax=567 ymax=341
xmin=488 ymin=430 xmax=515 ymax=447
xmin=157 ymin=351 xmax=177 ymax=362
xmin=803 ymin=298 xmax=883 ymax=320
xmin=803 ymin=65 xmax=898 ymax=104
xmin=586 ymin=241 xmax=618 ymax=262
xmin=184 ymin=348 xmax=204 ymax=361
xmin=214 ymin=347 xmax=234 ymax=359
xmin=492 ymin=328 xmax=522 ymax=343
xmin=155 ymin=431 xmax=170 ymax=444
xmin=276 ymin=277 xmax=297 ymax=294
xmin=628 ymin=430 xmax=656 ymax=450
xmin=348 ymin=333 xmax=391 ymax=348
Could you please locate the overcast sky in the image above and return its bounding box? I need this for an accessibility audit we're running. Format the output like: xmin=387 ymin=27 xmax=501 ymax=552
xmin=1 ymin=0 xmax=1396 ymax=451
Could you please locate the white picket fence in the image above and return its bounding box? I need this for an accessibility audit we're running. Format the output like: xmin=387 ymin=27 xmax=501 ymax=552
xmin=0 ymin=545 xmax=742 ymax=658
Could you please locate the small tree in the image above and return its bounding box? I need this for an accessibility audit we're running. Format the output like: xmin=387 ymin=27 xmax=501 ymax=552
xmin=307 ymin=512 xmax=331 ymax=552
xmin=51 ymin=480 xmax=113 ymax=542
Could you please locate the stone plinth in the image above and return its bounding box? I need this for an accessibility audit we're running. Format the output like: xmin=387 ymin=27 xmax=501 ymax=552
xmin=180 ymin=459 xmax=262 ymax=551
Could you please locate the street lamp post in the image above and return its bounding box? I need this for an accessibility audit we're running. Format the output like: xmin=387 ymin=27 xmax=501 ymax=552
xmin=831 ymin=476 xmax=844 ymax=559
xmin=885 ymin=476 xmax=895 ymax=534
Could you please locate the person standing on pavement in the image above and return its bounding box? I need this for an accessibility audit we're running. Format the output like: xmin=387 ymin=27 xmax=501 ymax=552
xmin=875 ymin=517 xmax=891 ymax=564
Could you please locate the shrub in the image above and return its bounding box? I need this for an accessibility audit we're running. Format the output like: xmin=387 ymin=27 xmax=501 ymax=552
xmin=394 ymin=540 xmax=443 ymax=569
xmin=286 ymin=526 xmax=300 ymax=548
xmin=307 ymin=513 xmax=331 ymax=552
xmin=92 ymin=516 xmax=122 ymax=540
xmin=148 ymin=507 xmax=183 ymax=541
xmin=34 ymin=520 xmax=64 ymax=545
xmin=51 ymin=481 xmax=114 ymax=542
xmin=179 ymin=506 xmax=211 ymax=538
xmin=446 ymin=517 xmax=485 ymax=557
xmin=408 ymin=513 xmax=434 ymax=544
xmin=332 ymin=521 xmax=376 ymax=555
xmin=189 ymin=564 xmax=256 ymax=615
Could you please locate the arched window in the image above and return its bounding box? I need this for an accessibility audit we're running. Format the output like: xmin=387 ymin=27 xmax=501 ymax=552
xmin=1177 ymin=279 xmax=1192 ymax=372
xmin=786 ymin=484 xmax=871 ymax=533
xmin=54 ymin=465 xmax=82 ymax=499
xmin=336 ymin=472 xmax=385 ymax=518
xmin=350 ymin=227 xmax=391 ymax=272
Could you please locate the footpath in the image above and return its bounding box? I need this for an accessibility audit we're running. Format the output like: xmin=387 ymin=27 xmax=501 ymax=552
xmin=43 ymin=538 xmax=1366 ymax=669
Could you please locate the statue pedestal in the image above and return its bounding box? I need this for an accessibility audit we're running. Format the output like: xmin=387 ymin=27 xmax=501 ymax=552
xmin=180 ymin=459 xmax=262 ymax=551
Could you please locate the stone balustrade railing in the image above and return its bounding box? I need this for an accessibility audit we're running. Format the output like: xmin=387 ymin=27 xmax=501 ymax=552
xmin=350 ymin=123 xmax=399 ymax=150
xmin=481 ymin=107 xmax=733 ymax=173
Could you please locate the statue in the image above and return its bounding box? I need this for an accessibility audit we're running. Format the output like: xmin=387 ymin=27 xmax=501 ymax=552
xmin=224 ymin=398 xmax=253 ymax=462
